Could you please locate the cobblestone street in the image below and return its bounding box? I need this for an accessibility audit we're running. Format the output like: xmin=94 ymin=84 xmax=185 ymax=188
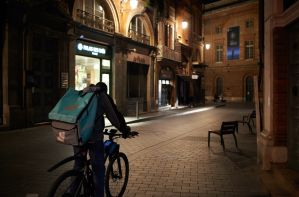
xmin=0 ymin=102 xmax=268 ymax=197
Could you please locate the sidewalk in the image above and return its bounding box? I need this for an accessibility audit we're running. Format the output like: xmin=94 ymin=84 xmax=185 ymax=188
xmin=105 ymin=101 xmax=226 ymax=127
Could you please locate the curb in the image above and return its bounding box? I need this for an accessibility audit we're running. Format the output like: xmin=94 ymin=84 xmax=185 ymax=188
xmin=106 ymin=104 xmax=226 ymax=127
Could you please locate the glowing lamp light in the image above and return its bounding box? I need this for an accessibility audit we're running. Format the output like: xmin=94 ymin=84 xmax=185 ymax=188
xmin=182 ymin=20 xmax=188 ymax=29
xmin=130 ymin=0 xmax=138 ymax=9
xmin=206 ymin=44 xmax=210 ymax=49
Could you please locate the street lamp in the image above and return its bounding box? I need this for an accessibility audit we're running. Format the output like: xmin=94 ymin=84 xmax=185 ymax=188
xmin=182 ymin=20 xmax=188 ymax=29
xmin=206 ymin=43 xmax=210 ymax=49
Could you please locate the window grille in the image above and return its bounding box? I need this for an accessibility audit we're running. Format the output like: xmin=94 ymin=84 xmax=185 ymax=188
xmin=216 ymin=45 xmax=222 ymax=62
xmin=246 ymin=40 xmax=253 ymax=59
xmin=246 ymin=21 xmax=252 ymax=28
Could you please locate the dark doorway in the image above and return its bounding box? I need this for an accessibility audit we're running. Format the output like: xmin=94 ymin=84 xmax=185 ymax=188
xmin=177 ymin=76 xmax=190 ymax=105
xmin=193 ymin=77 xmax=201 ymax=103
xmin=246 ymin=76 xmax=253 ymax=102
xmin=32 ymin=35 xmax=57 ymax=123
xmin=287 ymin=21 xmax=299 ymax=172
xmin=217 ymin=77 xmax=222 ymax=97
xmin=127 ymin=62 xmax=149 ymax=115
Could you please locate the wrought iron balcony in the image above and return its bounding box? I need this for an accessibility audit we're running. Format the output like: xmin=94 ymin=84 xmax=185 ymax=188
xmin=157 ymin=45 xmax=181 ymax=62
xmin=76 ymin=9 xmax=115 ymax=34
xmin=128 ymin=29 xmax=150 ymax=45
xmin=192 ymin=32 xmax=203 ymax=42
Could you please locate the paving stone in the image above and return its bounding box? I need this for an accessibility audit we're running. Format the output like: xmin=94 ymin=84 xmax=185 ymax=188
xmin=0 ymin=103 xmax=268 ymax=197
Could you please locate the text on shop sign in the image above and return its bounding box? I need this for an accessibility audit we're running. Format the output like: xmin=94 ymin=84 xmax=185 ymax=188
xmin=77 ymin=43 xmax=106 ymax=55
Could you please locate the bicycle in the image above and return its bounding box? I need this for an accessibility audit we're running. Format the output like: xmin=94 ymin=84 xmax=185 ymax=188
xmin=47 ymin=129 xmax=138 ymax=197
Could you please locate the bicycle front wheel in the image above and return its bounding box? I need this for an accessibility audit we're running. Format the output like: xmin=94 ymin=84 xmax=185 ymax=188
xmin=48 ymin=170 xmax=89 ymax=197
xmin=105 ymin=153 xmax=129 ymax=197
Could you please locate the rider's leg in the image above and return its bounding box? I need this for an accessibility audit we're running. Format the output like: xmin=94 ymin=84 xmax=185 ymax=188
xmin=70 ymin=146 xmax=86 ymax=194
xmin=89 ymin=140 xmax=105 ymax=197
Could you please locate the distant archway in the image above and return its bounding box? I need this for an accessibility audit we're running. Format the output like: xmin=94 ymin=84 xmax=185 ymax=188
xmin=216 ymin=77 xmax=222 ymax=97
xmin=246 ymin=76 xmax=253 ymax=102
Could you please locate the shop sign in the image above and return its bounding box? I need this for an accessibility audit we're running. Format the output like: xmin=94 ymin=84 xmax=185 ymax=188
xmin=160 ymin=67 xmax=174 ymax=80
xmin=61 ymin=72 xmax=68 ymax=88
xmin=127 ymin=52 xmax=150 ymax=65
xmin=77 ymin=43 xmax=106 ymax=56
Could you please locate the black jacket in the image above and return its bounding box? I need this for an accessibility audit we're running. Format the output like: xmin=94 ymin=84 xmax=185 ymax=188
xmin=83 ymin=87 xmax=128 ymax=142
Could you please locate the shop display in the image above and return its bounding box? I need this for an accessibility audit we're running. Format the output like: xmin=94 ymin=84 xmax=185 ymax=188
xmin=75 ymin=65 xmax=88 ymax=90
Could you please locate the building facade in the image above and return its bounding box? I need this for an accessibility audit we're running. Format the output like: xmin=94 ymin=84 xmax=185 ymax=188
xmin=155 ymin=0 xmax=204 ymax=111
xmin=259 ymin=0 xmax=299 ymax=172
xmin=203 ymin=0 xmax=260 ymax=102
xmin=1 ymin=0 xmax=204 ymax=130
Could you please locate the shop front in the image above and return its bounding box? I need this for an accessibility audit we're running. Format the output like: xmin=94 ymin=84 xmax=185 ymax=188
xmin=127 ymin=51 xmax=151 ymax=115
xmin=75 ymin=41 xmax=112 ymax=93
xmin=158 ymin=67 xmax=175 ymax=107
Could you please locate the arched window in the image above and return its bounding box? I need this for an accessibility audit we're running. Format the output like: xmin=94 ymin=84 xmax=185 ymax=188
xmin=246 ymin=76 xmax=253 ymax=102
xmin=78 ymin=0 xmax=105 ymax=19
xmin=217 ymin=77 xmax=222 ymax=97
xmin=76 ymin=0 xmax=115 ymax=33
xmin=128 ymin=16 xmax=150 ymax=45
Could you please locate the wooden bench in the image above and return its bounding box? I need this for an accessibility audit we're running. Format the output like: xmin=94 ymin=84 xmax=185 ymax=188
xmin=237 ymin=112 xmax=253 ymax=133
xmin=208 ymin=121 xmax=238 ymax=150
xmin=243 ymin=110 xmax=256 ymax=126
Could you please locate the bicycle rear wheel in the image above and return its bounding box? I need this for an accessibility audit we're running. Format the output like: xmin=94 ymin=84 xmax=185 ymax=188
xmin=105 ymin=153 xmax=129 ymax=197
xmin=48 ymin=170 xmax=89 ymax=197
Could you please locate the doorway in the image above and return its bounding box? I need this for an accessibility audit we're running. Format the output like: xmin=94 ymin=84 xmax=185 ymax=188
xmin=216 ymin=77 xmax=222 ymax=98
xmin=246 ymin=76 xmax=253 ymax=102
xmin=32 ymin=35 xmax=56 ymax=123
xmin=288 ymin=21 xmax=299 ymax=171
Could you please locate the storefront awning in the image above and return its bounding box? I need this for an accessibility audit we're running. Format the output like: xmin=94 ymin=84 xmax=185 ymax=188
xmin=178 ymin=75 xmax=194 ymax=82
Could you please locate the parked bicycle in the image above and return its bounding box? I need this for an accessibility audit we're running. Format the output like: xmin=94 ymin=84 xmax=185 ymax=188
xmin=47 ymin=129 xmax=138 ymax=197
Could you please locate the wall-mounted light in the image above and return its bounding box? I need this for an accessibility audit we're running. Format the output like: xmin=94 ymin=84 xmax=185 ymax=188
xmin=130 ymin=0 xmax=138 ymax=9
xmin=182 ymin=20 xmax=188 ymax=29
xmin=206 ymin=43 xmax=210 ymax=49
xmin=121 ymin=0 xmax=138 ymax=14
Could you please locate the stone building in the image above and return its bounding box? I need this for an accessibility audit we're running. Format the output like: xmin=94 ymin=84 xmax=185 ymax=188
xmin=0 ymin=0 xmax=204 ymax=130
xmin=257 ymin=0 xmax=299 ymax=195
xmin=203 ymin=0 xmax=260 ymax=102
xmin=155 ymin=0 xmax=204 ymax=111
xmin=1 ymin=0 xmax=156 ymax=129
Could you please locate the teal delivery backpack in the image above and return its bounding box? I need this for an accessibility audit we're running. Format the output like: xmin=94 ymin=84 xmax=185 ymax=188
xmin=49 ymin=88 xmax=98 ymax=146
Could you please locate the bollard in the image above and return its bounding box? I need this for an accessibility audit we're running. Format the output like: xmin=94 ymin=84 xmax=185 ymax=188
xmin=136 ymin=101 xmax=139 ymax=119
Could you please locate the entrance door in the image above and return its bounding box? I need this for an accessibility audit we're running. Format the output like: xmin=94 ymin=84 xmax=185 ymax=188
xmin=193 ymin=77 xmax=201 ymax=103
xmin=127 ymin=62 xmax=149 ymax=115
xmin=217 ymin=77 xmax=222 ymax=98
xmin=288 ymin=21 xmax=299 ymax=171
xmin=32 ymin=35 xmax=56 ymax=123
xmin=246 ymin=76 xmax=253 ymax=102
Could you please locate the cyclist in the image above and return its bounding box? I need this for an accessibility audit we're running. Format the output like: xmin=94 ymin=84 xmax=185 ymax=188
xmin=72 ymin=82 xmax=134 ymax=197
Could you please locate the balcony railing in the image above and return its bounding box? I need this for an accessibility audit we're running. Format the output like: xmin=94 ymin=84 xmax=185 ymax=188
xmin=76 ymin=9 xmax=115 ymax=34
xmin=192 ymin=32 xmax=203 ymax=42
xmin=128 ymin=29 xmax=150 ymax=45
xmin=157 ymin=45 xmax=181 ymax=62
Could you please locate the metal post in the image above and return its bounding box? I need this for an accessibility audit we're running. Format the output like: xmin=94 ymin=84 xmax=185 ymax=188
xmin=136 ymin=101 xmax=139 ymax=119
